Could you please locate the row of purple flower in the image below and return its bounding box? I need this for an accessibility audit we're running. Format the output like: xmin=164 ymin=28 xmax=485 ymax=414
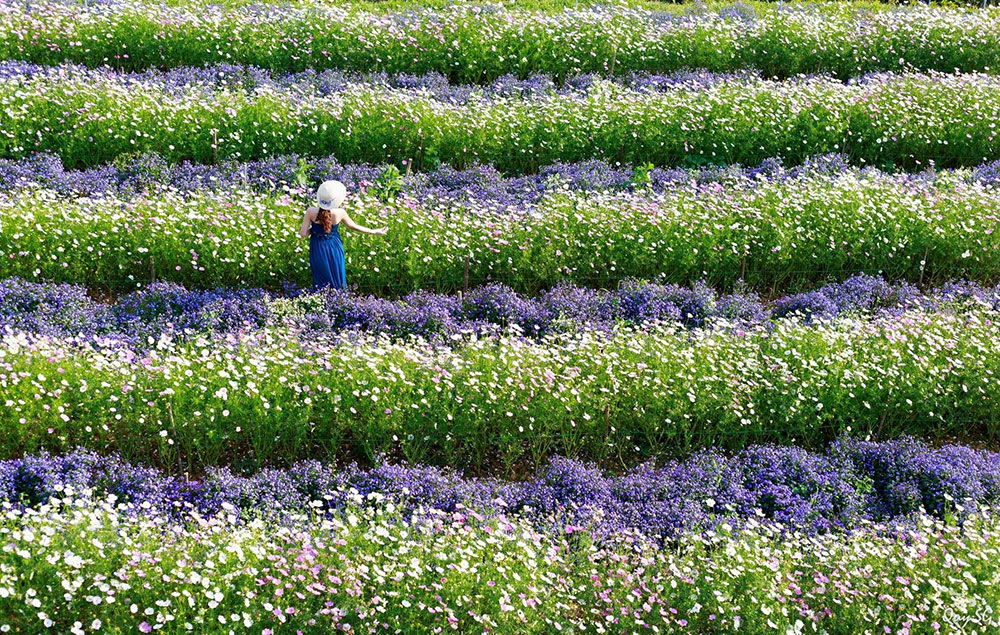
xmin=0 ymin=61 xmax=764 ymax=102
xmin=6 ymin=436 xmax=999 ymax=539
xmin=4 ymin=275 xmax=999 ymax=344
xmin=3 ymin=151 xmax=998 ymax=204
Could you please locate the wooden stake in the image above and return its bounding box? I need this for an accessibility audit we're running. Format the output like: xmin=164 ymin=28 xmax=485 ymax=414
xmin=463 ymin=256 xmax=470 ymax=294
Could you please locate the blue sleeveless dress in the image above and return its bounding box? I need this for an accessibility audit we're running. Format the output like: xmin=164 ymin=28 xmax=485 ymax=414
xmin=309 ymin=221 xmax=346 ymax=290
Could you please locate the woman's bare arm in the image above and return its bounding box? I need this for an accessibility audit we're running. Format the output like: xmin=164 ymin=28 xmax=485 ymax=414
xmin=340 ymin=211 xmax=388 ymax=235
xmin=299 ymin=208 xmax=316 ymax=238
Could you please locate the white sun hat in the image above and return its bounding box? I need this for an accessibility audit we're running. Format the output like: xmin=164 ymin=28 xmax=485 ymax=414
xmin=316 ymin=180 xmax=347 ymax=210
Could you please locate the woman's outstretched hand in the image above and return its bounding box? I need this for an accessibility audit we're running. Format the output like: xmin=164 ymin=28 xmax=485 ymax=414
xmin=341 ymin=212 xmax=389 ymax=236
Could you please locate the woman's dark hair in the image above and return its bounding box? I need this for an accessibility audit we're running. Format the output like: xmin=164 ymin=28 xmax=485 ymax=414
xmin=316 ymin=207 xmax=334 ymax=233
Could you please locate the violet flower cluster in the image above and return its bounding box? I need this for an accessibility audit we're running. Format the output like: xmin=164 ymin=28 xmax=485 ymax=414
xmin=0 ymin=61 xmax=762 ymax=104
xmin=4 ymin=437 xmax=998 ymax=541
xmin=3 ymin=275 xmax=998 ymax=345
xmin=0 ymin=150 xmax=976 ymax=205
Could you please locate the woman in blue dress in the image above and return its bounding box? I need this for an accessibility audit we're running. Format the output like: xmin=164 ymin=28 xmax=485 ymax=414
xmin=299 ymin=180 xmax=387 ymax=290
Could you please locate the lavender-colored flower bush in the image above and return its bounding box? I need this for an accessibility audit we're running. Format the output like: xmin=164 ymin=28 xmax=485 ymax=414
xmin=3 ymin=275 xmax=997 ymax=345
xmin=0 ymin=62 xmax=759 ymax=105
xmin=2 ymin=151 xmax=998 ymax=204
xmin=771 ymin=276 xmax=921 ymax=322
xmin=3 ymin=438 xmax=998 ymax=541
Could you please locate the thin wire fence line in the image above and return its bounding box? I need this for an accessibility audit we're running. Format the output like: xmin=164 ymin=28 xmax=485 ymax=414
xmin=12 ymin=264 xmax=992 ymax=289
xmin=107 ymin=416 xmax=1000 ymax=444
xmin=89 ymin=416 xmax=1000 ymax=473
xmin=277 ymin=427 xmax=999 ymax=447
xmin=19 ymin=275 xmax=998 ymax=303
xmin=2 ymin=151 xmax=1000 ymax=179
xmin=74 ymin=418 xmax=1000 ymax=444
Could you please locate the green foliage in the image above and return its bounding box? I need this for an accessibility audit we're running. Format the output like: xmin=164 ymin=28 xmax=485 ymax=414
xmin=2 ymin=73 xmax=998 ymax=173
xmin=293 ymin=158 xmax=314 ymax=189
xmin=372 ymin=165 xmax=404 ymax=202
xmin=630 ymin=162 xmax=655 ymax=190
xmin=3 ymin=170 xmax=999 ymax=294
xmin=2 ymin=308 xmax=1000 ymax=472
xmin=3 ymin=499 xmax=1000 ymax=633
xmin=2 ymin=2 xmax=998 ymax=78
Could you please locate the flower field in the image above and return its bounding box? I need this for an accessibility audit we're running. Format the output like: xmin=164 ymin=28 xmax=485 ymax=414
xmin=3 ymin=2 xmax=1000 ymax=79
xmin=3 ymin=0 xmax=1000 ymax=631
xmin=3 ymin=164 xmax=1000 ymax=292
xmin=4 ymin=304 xmax=1000 ymax=471
xmin=5 ymin=494 xmax=1000 ymax=633
xmin=2 ymin=65 xmax=1000 ymax=170
xmin=6 ymin=438 xmax=1000 ymax=536
xmin=7 ymin=273 xmax=996 ymax=342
